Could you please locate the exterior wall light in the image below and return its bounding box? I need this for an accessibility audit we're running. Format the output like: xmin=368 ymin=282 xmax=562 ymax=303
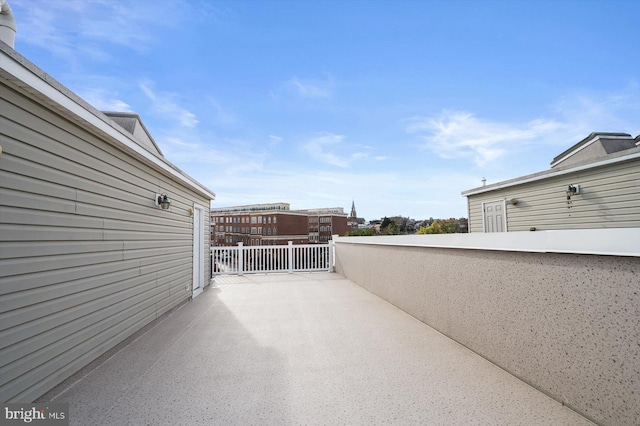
xmin=505 ymin=198 xmax=518 ymax=206
xmin=155 ymin=193 xmax=171 ymax=209
xmin=566 ymin=184 xmax=580 ymax=196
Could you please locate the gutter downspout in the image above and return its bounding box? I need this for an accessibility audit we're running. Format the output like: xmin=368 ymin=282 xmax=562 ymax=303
xmin=0 ymin=0 xmax=16 ymax=48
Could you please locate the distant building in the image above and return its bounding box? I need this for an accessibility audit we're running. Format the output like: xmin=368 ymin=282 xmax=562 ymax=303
xmin=347 ymin=200 xmax=366 ymax=230
xmin=211 ymin=203 xmax=348 ymax=246
xmin=462 ymin=132 xmax=640 ymax=232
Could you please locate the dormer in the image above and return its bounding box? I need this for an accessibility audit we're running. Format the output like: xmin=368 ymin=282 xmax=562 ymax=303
xmin=550 ymin=132 xmax=635 ymax=169
xmin=103 ymin=111 xmax=163 ymax=157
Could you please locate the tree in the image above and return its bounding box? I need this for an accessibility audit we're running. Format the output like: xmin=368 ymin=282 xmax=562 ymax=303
xmin=345 ymin=228 xmax=374 ymax=237
xmin=417 ymin=219 xmax=457 ymax=234
xmin=380 ymin=217 xmax=393 ymax=229
xmin=379 ymin=217 xmax=399 ymax=235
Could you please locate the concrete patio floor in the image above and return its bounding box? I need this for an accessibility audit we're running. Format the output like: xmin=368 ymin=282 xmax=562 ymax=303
xmin=38 ymin=273 xmax=593 ymax=425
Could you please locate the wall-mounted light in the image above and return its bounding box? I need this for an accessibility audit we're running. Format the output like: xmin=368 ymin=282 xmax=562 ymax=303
xmin=505 ymin=198 xmax=518 ymax=206
xmin=155 ymin=193 xmax=171 ymax=210
xmin=566 ymin=184 xmax=580 ymax=196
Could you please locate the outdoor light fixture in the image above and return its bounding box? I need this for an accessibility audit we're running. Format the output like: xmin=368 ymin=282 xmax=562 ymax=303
xmin=566 ymin=184 xmax=580 ymax=196
xmin=155 ymin=193 xmax=171 ymax=209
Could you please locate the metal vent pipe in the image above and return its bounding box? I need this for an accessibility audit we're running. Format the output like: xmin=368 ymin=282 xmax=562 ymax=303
xmin=0 ymin=0 xmax=16 ymax=48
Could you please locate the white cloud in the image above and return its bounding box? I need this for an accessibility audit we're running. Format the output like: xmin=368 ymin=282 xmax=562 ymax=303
xmin=406 ymin=111 xmax=563 ymax=166
xmin=302 ymin=132 xmax=376 ymax=168
xmin=268 ymin=135 xmax=283 ymax=148
xmin=11 ymin=0 xmax=189 ymax=59
xmin=303 ymin=133 xmax=349 ymax=167
xmin=206 ymin=97 xmax=237 ymax=125
xmin=140 ymin=83 xmax=199 ymax=128
xmin=284 ymin=76 xmax=333 ymax=99
xmin=406 ymin=86 xmax=640 ymax=168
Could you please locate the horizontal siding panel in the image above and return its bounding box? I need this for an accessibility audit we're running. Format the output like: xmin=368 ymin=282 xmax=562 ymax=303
xmin=0 ymin=258 xmax=142 ymax=295
xmin=102 ymin=230 xmax=191 ymax=241
xmin=0 ymin=129 xmax=155 ymax=199
xmin=1 ymin=303 xmax=159 ymax=403
xmin=0 ymin=261 xmax=190 ymax=343
xmin=0 ymin=241 xmax=124 ymax=259
xmin=123 ymin=240 xmax=191 ymax=251
xmin=0 ymin=151 xmax=155 ymax=214
xmin=75 ymin=203 xmax=189 ymax=229
xmin=0 ymin=280 xmax=177 ymax=384
xmin=0 ymin=170 xmax=77 ymax=200
xmin=0 ymin=224 xmax=104 ymax=242
xmin=0 ymin=206 xmax=103 ymax=230
xmin=123 ymin=245 xmax=191 ymax=261
xmin=1 ymin=87 xmax=180 ymax=188
xmin=0 ymin=188 xmax=77 ymax=215
xmin=0 ymin=250 xmax=123 ymax=279
xmin=0 ymin=275 xmax=157 ymax=338
xmin=1 ymin=102 xmax=159 ymax=191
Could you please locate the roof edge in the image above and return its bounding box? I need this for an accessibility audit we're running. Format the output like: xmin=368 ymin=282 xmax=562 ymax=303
xmin=462 ymin=150 xmax=640 ymax=197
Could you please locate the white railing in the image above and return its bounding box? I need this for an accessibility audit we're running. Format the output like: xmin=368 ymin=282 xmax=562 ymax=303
xmin=211 ymin=241 xmax=334 ymax=276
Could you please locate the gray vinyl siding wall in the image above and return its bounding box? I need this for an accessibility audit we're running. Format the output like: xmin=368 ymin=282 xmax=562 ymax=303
xmin=0 ymin=81 xmax=211 ymax=402
xmin=467 ymin=158 xmax=640 ymax=233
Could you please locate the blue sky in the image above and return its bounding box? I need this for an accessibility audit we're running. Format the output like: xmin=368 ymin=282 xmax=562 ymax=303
xmin=9 ymin=0 xmax=640 ymax=220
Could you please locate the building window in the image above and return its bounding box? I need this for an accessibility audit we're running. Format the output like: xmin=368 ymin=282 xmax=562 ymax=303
xmin=273 ymin=217 xmax=277 ymax=224
xmin=268 ymin=217 xmax=271 ymax=224
xmin=273 ymin=227 xmax=277 ymax=235
xmin=251 ymin=217 xmax=257 ymax=224
xmin=251 ymin=227 xmax=257 ymax=235
xmin=258 ymin=227 xmax=262 ymax=235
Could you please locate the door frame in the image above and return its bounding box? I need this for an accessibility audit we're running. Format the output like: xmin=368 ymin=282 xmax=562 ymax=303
xmin=482 ymin=199 xmax=508 ymax=232
xmin=192 ymin=203 xmax=206 ymax=298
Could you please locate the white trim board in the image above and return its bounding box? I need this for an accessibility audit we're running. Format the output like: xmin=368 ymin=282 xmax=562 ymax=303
xmin=334 ymin=228 xmax=640 ymax=257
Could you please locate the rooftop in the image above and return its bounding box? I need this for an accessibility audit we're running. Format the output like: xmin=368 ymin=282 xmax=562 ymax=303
xmin=37 ymin=273 xmax=592 ymax=425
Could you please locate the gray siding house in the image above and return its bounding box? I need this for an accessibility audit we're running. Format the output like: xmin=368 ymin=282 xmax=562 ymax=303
xmin=0 ymin=41 xmax=215 ymax=402
xmin=462 ymin=132 xmax=640 ymax=233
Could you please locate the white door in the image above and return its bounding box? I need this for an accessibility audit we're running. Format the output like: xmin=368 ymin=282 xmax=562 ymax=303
xmin=483 ymin=200 xmax=506 ymax=232
xmin=192 ymin=204 xmax=205 ymax=297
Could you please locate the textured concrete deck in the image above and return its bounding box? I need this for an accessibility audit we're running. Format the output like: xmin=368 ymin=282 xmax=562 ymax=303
xmin=39 ymin=273 xmax=593 ymax=425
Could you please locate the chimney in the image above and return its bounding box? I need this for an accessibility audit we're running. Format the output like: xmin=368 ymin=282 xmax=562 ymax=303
xmin=0 ymin=0 xmax=16 ymax=48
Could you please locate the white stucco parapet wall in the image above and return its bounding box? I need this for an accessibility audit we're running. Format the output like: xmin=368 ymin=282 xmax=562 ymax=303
xmin=334 ymin=228 xmax=640 ymax=257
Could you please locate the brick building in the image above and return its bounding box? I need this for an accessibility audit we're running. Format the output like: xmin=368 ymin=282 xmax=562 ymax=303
xmin=211 ymin=203 xmax=348 ymax=246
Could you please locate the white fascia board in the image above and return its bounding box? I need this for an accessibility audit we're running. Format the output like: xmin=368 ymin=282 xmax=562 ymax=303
xmin=550 ymin=134 xmax=632 ymax=168
xmin=334 ymin=228 xmax=640 ymax=257
xmin=0 ymin=49 xmax=216 ymax=200
xmin=462 ymin=151 xmax=640 ymax=197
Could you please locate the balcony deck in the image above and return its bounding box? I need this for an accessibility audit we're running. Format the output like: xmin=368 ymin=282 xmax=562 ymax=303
xmin=38 ymin=273 xmax=592 ymax=425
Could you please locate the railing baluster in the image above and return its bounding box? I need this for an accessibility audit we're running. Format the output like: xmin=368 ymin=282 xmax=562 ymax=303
xmin=211 ymin=241 xmax=332 ymax=276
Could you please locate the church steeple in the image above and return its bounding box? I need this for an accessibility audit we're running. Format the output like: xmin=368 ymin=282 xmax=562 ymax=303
xmin=349 ymin=200 xmax=357 ymax=220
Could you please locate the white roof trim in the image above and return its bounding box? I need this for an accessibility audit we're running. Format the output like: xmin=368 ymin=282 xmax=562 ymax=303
xmin=462 ymin=150 xmax=640 ymax=197
xmin=550 ymin=134 xmax=632 ymax=168
xmin=0 ymin=49 xmax=215 ymax=200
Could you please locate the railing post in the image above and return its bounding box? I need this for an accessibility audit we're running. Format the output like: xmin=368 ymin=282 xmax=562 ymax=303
xmin=237 ymin=242 xmax=244 ymax=275
xmin=287 ymin=241 xmax=293 ymax=274
xmin=329 ymin=239 xmax=335 ymax=272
